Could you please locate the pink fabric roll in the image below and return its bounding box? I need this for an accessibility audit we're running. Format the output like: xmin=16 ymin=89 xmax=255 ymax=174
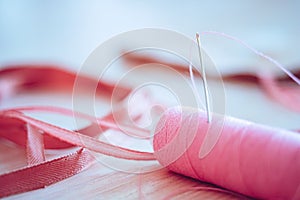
xmin=153 ymin=107 xmax=300 ymax=199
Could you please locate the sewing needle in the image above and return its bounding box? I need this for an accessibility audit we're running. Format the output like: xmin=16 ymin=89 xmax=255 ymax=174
xmin=196 ymin=33 xmax=211 ymax=123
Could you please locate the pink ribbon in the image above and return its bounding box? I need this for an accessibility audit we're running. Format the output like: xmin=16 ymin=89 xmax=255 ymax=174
xmin=0 ymin=65 xmax=153 ymax=198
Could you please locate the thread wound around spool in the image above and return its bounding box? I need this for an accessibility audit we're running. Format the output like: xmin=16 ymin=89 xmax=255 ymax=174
xmin=153 ymin=107 xmax=300 ymax=199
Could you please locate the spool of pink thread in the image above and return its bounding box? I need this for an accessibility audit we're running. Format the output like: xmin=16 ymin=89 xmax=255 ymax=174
xmin=153 ymin=107 xmax=300 ymax=199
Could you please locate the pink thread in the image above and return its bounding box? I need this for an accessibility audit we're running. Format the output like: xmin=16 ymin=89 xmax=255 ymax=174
xmin=153 ymin=108 xmax=300 ymax=199
xmin=200 ymin=31 xmax=300 ymax=85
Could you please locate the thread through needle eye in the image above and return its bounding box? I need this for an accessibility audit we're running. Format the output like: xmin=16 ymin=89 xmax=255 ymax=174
xmin=196 ymin=33 xmax=211 ymax=123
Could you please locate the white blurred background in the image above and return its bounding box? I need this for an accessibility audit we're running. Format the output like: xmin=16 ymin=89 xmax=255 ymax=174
xmin=0 ymin=0 xmax=299 ymax=68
